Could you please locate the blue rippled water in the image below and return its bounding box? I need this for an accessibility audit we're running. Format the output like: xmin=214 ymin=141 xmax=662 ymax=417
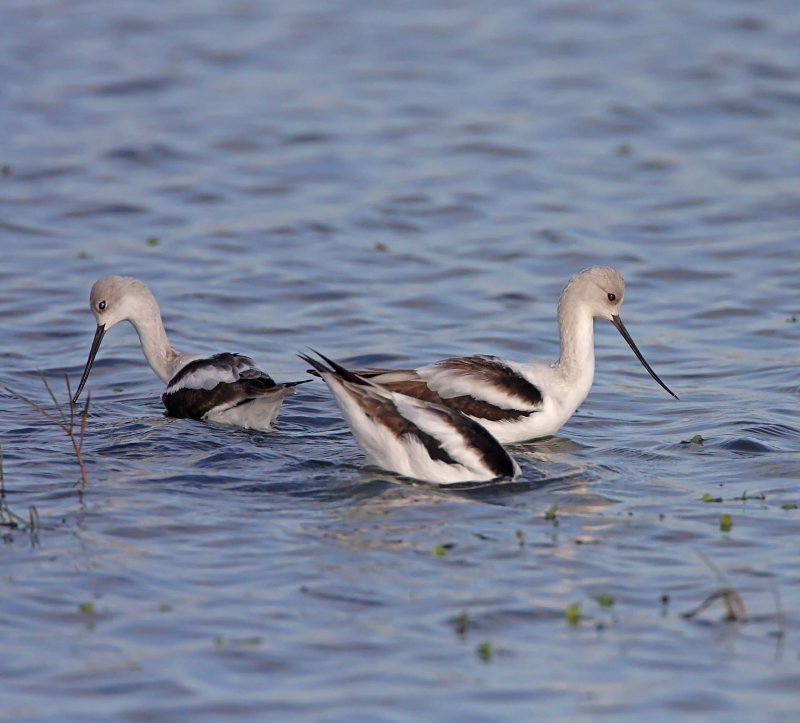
xmin=1 ymin=0 xmax=799 ymax=719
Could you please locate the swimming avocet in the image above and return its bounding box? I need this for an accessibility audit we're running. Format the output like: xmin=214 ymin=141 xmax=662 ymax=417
xmin=300 ymin=351 xmax=520 ymax=485
xmin=330 ymin=267 xmax=678 ymax=444
xmin=72 ymin=276 xmax=307 ymax=430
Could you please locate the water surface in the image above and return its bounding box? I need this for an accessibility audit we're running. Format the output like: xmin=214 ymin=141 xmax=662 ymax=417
xmin=1 ymin=0 xmax=799 ymax=720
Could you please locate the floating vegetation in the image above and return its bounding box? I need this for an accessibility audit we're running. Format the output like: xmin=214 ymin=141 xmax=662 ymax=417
xmin=1 ymin=375 xmax=91 ymax=487
xmin=79 ymin=601 xmax=96 ymax=614
xmin=720 ymin=514 xmax=733 ymax=532
xmin=594 ymin=594 xmax=615 ymax=608
xmin=476 ymin=641 xmax=492 ymax=663
xmin=701 ymin=491 xmax=766 ymax=504
xmin=432 ymin=543 xmax=454 ymax=556
xmin=565 ymin=602 xmax=582 ymax=626
xmin=682 ymin=434 xmax=705 ymax=445
xmin=146 ymin=236 xmax=159 ymax=246
xmin=544 ymin=505 xmax=558 ymax=523
xmin=374 ymin=241 xmax=388 ymax=252
xmin=781 ymin=503 xmax=798 ymax=511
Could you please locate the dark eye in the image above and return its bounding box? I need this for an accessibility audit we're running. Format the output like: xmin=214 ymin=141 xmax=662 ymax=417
xmin=98 ymin=300 xmax=107 ymax=311
xmin=607 ymin=293 xmax=616 ymax=302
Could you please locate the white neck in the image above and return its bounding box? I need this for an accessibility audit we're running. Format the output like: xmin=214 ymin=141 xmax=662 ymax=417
xmin=128 ymin=307 xmax=183 ymax=383
xmin=554 ymin=301 xmax=595 ymax=386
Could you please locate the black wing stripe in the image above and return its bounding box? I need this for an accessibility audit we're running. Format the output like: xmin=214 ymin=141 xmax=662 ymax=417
xmin=428 ymin=405 xmax=517 ymax=478
xmin=437 ymin=356 xmax=544 ymax=407
xmin=167 ymin=353 xmax=269 ymax=388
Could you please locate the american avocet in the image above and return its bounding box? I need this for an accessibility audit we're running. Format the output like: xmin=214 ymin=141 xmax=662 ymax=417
xmin=72 ymin=276 xmax=307 ymax=430
xmin=300 ymin=351 xmax=520 ymax=485
xmin=327 ymin=267 xmax=678 ymax=444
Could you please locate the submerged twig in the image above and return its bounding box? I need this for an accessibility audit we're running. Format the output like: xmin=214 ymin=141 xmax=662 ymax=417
xmin=681 ymin=551 xmax=748 ymax=622
xmin=682 ymin=588 xmax=747 ymax=623
xmin=769 ymin=577 xmax=785 ymax=640
xmin=0 ymin=445 xmax=32 ymax=531
xmin=1 ymin=374 xmax=91 ymax=487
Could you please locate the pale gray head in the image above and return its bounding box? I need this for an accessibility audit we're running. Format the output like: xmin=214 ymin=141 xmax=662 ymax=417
xmin=73 ymin=276 xmax=162 ymax=403
xmin=88 ymin=276 xmax=159 ymax=330
xmin=561 ymin=266 xmax=678 ymax=399
xmin=559 ymin=266 xmax=626 ymax=321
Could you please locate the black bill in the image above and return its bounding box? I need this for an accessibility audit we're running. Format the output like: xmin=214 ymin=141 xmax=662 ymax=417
xmin=72 ymin=324 xmax=106 ymax=404
xmin=611 ymin=315 xmax=678 ymax=400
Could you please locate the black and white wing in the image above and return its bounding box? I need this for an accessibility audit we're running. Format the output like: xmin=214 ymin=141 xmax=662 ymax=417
xmin=301 ymin=351 xmax=519 ymax=485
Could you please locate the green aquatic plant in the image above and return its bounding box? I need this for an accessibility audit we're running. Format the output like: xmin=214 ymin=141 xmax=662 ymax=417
xmin=565 ymin=602 xmax=581 ymax=626
xmin=781 ymin=503 xmax=797 ymax=511
xmin=476 ymin=641 xmax=492 ymax=662
xmin=146 ymin=236 xmax=159 ymax=246
xmin=544 ymin=505 xmax=558 ymax=522
xmin=682 ymin=434 xmax=705 ymax=445
xmin=720 ymin=514 xmax=733 ymax=532
xmin=0 ymin=446 xmax=39 ymax=537
xmin=595 ymin=594 xmax=615 ymax=608
xmin=432 ymin=543 xmax=454 ymax=556
xmin=701 ymin=493 xmax=723 ymax=503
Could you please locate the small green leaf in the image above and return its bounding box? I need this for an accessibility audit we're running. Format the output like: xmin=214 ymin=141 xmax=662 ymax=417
xmin=432 ymin=543 xmax=454 ymax=556
xmin=595 ymin=594 xmax=615 ymax=608
xmin=781 ymin=503 xmax=798 ymax=511
xmin=112 ymin=386 xmax=124 ymax=393
xmin=682 ymin=434 xmax=705 ymax=445
xmin=544 ymin=505 xmax=558 ymax=521
xmin=146 ymin=236 xmax=159 ymax=247
xmin=79 ymin=601 xmax=95 ymax=614
xmin=720 ymin=514 xmax=733 ymax=532
xmin=476 ymin=641 xmax=492 ymax=662
xmin=565 ymin=602 xmax=581 ymax=626
xmin=702 ymin=493 xmax=722 ymax=503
